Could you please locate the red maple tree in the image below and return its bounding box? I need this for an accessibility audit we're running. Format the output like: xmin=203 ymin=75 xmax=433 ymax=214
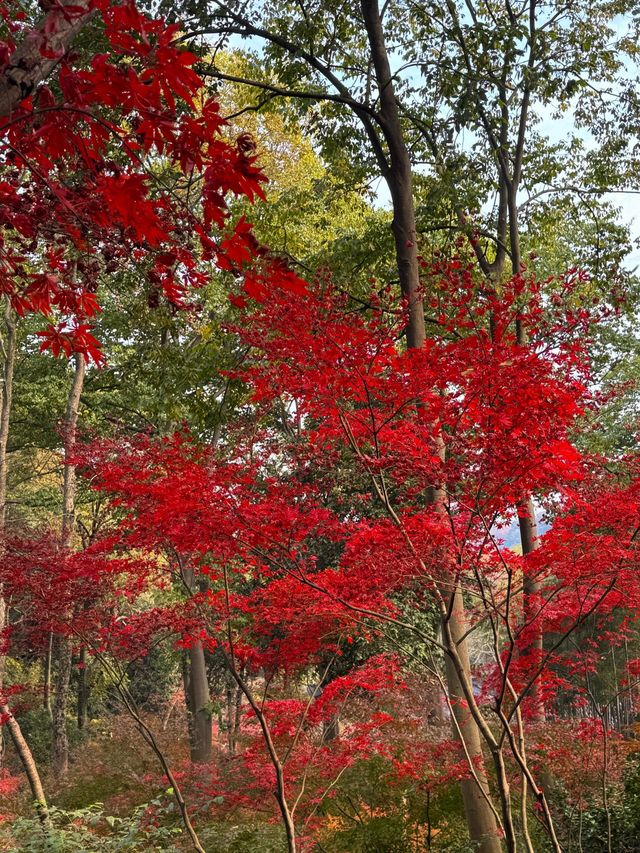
xmin=2 ymin=4 xmax=639 ymax=851
xmin=65 ymin=261 xmax=640 ymax=851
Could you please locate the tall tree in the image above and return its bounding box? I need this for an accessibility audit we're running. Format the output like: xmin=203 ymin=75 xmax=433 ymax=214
xmin=0 ymin=299 xmax=15 ymax=768
xmin=51 ymin=352 xmax=85 ymax=778
xmin=0 ymin=0 xmax=268 ymax=823
xmin=184 ymin=0 xmax=640 ymax=787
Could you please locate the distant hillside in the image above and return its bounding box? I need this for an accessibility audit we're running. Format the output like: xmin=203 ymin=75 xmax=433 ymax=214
xmin=495 ymin=518 xmax=551 ymax=552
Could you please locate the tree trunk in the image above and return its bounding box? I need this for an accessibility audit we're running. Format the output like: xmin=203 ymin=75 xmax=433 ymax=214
xmin=61 ymin=352 xmax=85 ymax=546
xmin=518 ymin=499 xmax=544 ymax=725
xmin=180 ymin=565 xmax=212 ymax=763
xmin=0 ymin=301 xmax=14 ymax=535
xmin=516 ymin=300 xmax=545 ymax=723
xmin=222 ymin=676 xmax=243 ymax=755
xmin=51 ymin=352 xmax=85 ymax=777
xmin=43 ymin=632 xmax=53 ymax=719
xmin=322 ymin=715 xmax=340 ymax=743
xmin=182 ymin=650 xmax=192 ymax=705
xmin=232 ymin=683 xmax=242 ymax=753
xmin=319 ymin=670 xmax=340 ymax=743
xmin=360 ymin=5 xmax=501 ymax=848
xmin=0 ymin=304 xmax=48 ymax=822
xmin=360 ymin=0 xmax=424 ymax=350
xmin=51 ymin=635 xmax=73 ymax=777
xmin=0 ymin=301 xmax=15 ymax=769
xmin=1 ymin=703 xmax=50 ymax=827
xmin=444 ymin=587 xmax=504 ymax=852
xmin=77 ymin=646 xmax=88 ymax=730
xmin=0 ymin=0 xmax=93 ymax=118
xmin=225 ymin=655 xmax=297 ymax=853
xmin=188 ymin=641 xmax=212 ymax=763
xmin=223 ymin=677 xmax=233 ymax=750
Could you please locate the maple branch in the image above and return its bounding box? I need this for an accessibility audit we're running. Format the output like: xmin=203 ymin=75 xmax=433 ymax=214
xmin=0 ymin=1 xmax=95 ymax=119
xmin=246 ymin=538 xmax=448 ymax=654
xmin=221 ymin=562 xmax=298 ymax=853
xmin=82 ymin=647 xmax=207 ymax=853
xmin=430 ymin=664 xmax=506 ymax=832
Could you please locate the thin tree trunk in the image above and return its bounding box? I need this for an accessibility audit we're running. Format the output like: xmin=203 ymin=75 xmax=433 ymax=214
xmin=360 ymin=0 xmax=424 ymax=350
xmin=77 ymin=646 xmax=88 ymax=730
xmin=61 ymin=352 xmax=85 ymax=545
xmin=319 ymin=670 xmax=340 ymax=743
xmin=518 ymin=497 xmax=545 ymax=721
xmin=360 ymin=5 xmax=501 ymax=847
xmin=443 ymin=587 xmax=504 ymax=852
xmin=322 ymin=715 xmax=340 ymax=743
xmin=188 ymin=641 xmax=212 ymax=763
xmin=93 ymin=651 xmax=207 ymax=853
xmin=51 ymin=352 xmax=85 ymax=777
xmin=43 ymin=632 xmax=53 ymax=719
xmin=232 ymin=683 xmax=242 ymax=753
xmin=0 ymin=302 xmax=14 ymax=535
xmin=181 ymin=567 xmax=212 ymax=763
xmin=1 ymin=703 xmax=50 ymax=827
xmin=51 ymin=634 xmax=73 ymax=777
xmin=224 ymin=676 xmax=233 ymax=751
xmin=0 ymin=300 xmax=15 ymax=769
xmin=225 ymin=652 xmax=297 ymax=853
xmin=0 ymin=305 xmax=49 ymax=823
xmin=182 ymin=650 xmax=196 ymax=748
xmin=517 ymin=307 xmax=545 ymax=723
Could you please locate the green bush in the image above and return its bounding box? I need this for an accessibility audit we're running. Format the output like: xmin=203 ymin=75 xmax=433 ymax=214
xmin=198 ymin=822 xmax=286 ymax=852
xmin=559 ymin=756 xmax=640 ymax=852
xmin=317 ymin=756 xmax=473 ymax=851
xmin=15 ymin=707 xmax=86 ymax=767
xmin=10 ymin=801 xmax=183 ymax=852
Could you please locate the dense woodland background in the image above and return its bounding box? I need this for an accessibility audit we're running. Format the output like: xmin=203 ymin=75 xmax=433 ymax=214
xmin=2 ymin=0 xmax=640 ymax=851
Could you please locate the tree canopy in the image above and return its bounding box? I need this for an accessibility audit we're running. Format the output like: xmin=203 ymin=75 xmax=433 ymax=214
xmin=1 ymin=2 xmax=640 ymax=852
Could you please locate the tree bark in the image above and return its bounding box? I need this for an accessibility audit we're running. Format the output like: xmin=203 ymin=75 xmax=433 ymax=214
xmin=0 ymin=301 xmax=15 ymax=769
xmin=181 ymin=567 xmax=212 ymax=763
xmin=51 ymin=634 xmax=73 ymax=777
xmin=188 ymin=641 xmax=212 ymax=763
xmin=0 ymin=0 xmax=93 ymax=118
xmin=360 ymin=0 xmax=424 ymax=349
xmin=51 ymin=352 xmax=85 ymax=777
xmin=182 ymin=651 xmax=197 ymax=749
xmin=0 ymin=301 xmax=15 ymax=533
xmin=232 ymin=682 xmax=242 ymax=754
xmin=443 ymin=587 xmax=504 ymax=852
xmin=76 ymin=646 xmax=88 ymax=730
xmin=43 ymin=632 xmax=53 ymax=719
xmin=361 ymin=4 xmax=501 ymax=848
xmin=61 ymin=352 xmax=85 ymax=546
xmin=518 ymin=499 xmax=544 ymax=722
xmin=0 ymin=303 xmax=49 ymax=822
xmin=516 ymin=308 xmax=545 ymax=722
xmin=224 ymin=651 xmax=297 ymax=853
xmin=1 ymin=703 xmax=50 ymax=827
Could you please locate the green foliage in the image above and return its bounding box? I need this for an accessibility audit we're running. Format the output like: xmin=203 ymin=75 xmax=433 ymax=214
xmin=125 ymin=643 xmax=180 ymax=713
xmin=559 ymin=755 xmax=640 ymax=852
xmin=55 ymin=770 xmax=131 ymax=813
xmin=212 ymin=50 xmax=393 ymax=293
xmin=15 ymin=708 xmax=85 ymax=768
xmin=198 ymin=822 xmax=286 ymax=852
xmin=9 ymin=801 xmax=182 ymax=852
xmin=318 ymin=757 xmax=471 ymax=851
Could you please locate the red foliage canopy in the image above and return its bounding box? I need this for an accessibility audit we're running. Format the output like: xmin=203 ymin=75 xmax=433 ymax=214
xmin=0 ymin=0 xmax=266 ymax=362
